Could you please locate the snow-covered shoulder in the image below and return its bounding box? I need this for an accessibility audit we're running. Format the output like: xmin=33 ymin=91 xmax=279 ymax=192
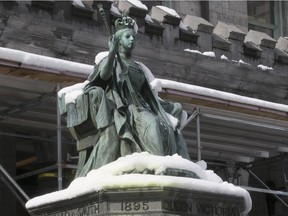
xmin=26 ymin=152 xmax=252 ymax=214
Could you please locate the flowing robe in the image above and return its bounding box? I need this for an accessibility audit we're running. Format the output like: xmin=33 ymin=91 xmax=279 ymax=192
xmin=61 ymin=57 xmax=190 ymax=177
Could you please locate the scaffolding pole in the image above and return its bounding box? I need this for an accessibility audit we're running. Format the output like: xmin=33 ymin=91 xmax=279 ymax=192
xmin=180 ymin=108 xmax=199 ymax=130
xmin=247 ymin=169 xmax=288 ymax=208
xmin=196 ymin=107 xmax=201 ymax=161
xmin=57 ymin=84 xmax=62 ymax=190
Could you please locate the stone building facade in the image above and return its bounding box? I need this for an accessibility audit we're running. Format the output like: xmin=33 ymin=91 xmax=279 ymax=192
xmin=0 ymin=1 xmax=288 ymax=215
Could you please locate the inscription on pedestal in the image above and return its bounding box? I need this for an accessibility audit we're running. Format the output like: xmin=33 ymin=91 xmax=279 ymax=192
xmin=163 ymin=200 xmax=240 ymax=216
xmin=109 ymin=200 xmax=240 ymax=216
xmin=43 ymin=203 xmax=100 ymax=216
xmin=110 ymin=201 xmax=161 ymax=213
xmin=29 ymin=188 xmax=245 ymax=216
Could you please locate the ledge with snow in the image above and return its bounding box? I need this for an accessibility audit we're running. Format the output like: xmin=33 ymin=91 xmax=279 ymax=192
xmin=26 ymin=153 xmax=251 ymax=216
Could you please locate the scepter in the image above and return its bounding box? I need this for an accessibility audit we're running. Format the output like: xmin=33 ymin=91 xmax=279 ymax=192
xmin=93 ymin=3 xmax=125 ymax=70
xmin=96 ymin=3 xmax=112 ymax=36
xmin=81 ymin=1 xmax=112 ymax=35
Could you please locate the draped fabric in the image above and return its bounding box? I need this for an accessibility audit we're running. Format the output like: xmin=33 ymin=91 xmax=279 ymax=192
xmin=70 ymin=57 xmax=190 ymax=177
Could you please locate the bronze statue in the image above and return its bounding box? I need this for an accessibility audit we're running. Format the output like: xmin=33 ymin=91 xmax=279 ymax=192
xmin=59 ymin=15 xmax=190 ymax=177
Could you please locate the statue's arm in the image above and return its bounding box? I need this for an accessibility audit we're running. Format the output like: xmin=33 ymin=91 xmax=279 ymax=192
xmin=85 ymin=60 xmax=111 ymax=91
xmin=99 ymin=35 xmax=119 ymax=80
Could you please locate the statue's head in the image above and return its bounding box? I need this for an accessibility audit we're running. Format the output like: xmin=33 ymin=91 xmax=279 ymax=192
xmin=114 ymin=14 xmax=138 ymax=34
xmin=114 ymin=14 xmax=138 ymax=51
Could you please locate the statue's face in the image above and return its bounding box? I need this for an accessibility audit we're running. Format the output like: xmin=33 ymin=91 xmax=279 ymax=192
xmin=119 ymin=29 xmax=136 ymax=51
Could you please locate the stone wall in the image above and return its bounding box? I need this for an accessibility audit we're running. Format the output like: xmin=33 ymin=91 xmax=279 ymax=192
xmin=0 ymin=1 xmax=104 ymax=64
xmin=0 ymin=1 xmax=288 ymax=107
xmin=171 ymin=0 xmax=201 ymax=17
xmin=208 ymin=1 xmax=248 ymax=32
xmin=283 ymin=1 xmax=288 ymax=36
xmin=0 ymin=0 xmax=287 ymax=106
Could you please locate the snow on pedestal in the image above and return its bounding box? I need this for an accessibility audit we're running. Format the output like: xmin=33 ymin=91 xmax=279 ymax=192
xmin=26 ymin=152 xmax=252 ymax=215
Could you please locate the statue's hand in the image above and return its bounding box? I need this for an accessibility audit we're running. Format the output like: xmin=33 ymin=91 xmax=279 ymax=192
xmin=108 ymin=35 xmax=119 ymax=56
xmin=99 ymin=35 xmax=119 ymax=80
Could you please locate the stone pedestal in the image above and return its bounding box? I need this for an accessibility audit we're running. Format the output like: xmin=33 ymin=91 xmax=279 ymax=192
xmin=28 ymin=187 xmax=245 ymax=216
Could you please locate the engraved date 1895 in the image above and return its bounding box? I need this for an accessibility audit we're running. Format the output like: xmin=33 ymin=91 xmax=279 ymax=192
xmin=121 ymin=201 xmax=149 ymax=212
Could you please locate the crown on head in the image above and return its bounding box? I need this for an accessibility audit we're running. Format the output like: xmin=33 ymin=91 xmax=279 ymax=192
xmin=115 ymin=15 xmax=136 ymax=32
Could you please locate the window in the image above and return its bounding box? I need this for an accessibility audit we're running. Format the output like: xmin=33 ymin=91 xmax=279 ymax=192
xmin=247 ymin=1 xmax=282 ymax=38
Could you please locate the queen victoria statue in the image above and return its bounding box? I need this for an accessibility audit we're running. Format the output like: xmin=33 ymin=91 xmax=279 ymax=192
xmin=28 ymin=13 xmax=251 ymax=216
xmin=58 ymin=15 xmax=190 ymax=177
xmin=28 ymin=12 xmax=252 ymax=216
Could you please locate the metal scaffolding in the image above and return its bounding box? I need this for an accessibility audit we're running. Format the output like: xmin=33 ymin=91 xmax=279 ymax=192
xmin=1 ymin=91 xmax=288 ymax=210
xmin=57 ymin=84 xmax=62 ymax=191
xmin=182 ymin=106 xmax=288 ymax=208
